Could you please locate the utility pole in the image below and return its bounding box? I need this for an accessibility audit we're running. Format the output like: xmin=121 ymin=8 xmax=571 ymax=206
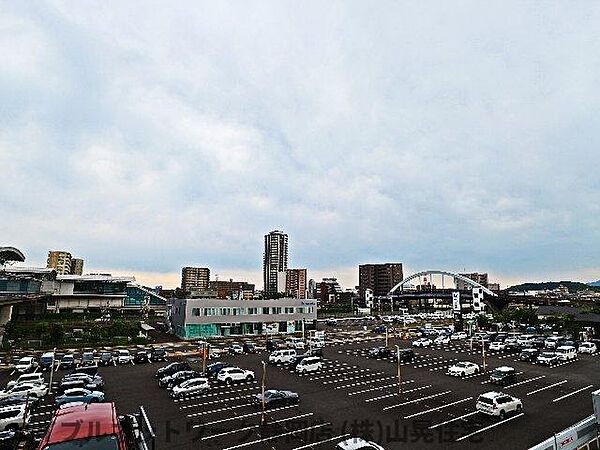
xmin=202 ymin=342 xmax=208 ymax=374
xmin=385 ymin=326 xmax=389 ymax=347
xmin=395 ymin=345 xmax=402 ymax=395
xmin=48 ymin=347 xmax=56 ymax=394
xmin=481 ymin=336 xmax=487 ymax=372
xmin=260 ymin=361 xmax=267 ymax=426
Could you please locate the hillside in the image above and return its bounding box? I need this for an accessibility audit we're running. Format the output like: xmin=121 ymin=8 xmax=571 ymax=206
xmin=507 ymin=281 xmax=600 ymax=293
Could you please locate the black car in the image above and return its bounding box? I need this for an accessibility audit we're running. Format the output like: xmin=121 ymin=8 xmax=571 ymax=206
xmin=71 ymin=365 xmax=98 ymax=377
xmin=81 ymin=352 xmax=96 ymax=367
xmin=150 ymin=348 xmax=167 ymax=362
xmin=0 ymin=397 xmax=32 ymax=409
xmin=206 ymin=362 xmax=231 ymax=378
xmin=266 ymin=340 xmax=285 ymax=351
xmin=98 ymin=352 xmax=114 ymax=366
xmin=489 ymin=366 xmax=517 ymax=386
xmin=253 ymin=389 xmax=299 ymax=408
xmin=39 ymin=353 xmax=55 ymax=371
xmin=394 ymin=349 xmax=415 ymax=363
xmin=531 ymin=337 xmax=546 ymax=349
xmin=155 ymin=362 xmax=191 ymax=378
xmin=368 ymin=346 xmax=392 ymax=358
xmin=59 ymin=354 xmax=76 ymax=370
xmin=159 ymin=370 xmax=202 ymax=388
xmin=243 ymin=342 xmax=257 ymax=354
xmin=0 ymin=430 xmax=31 ymax=450
xmin=134 ymin=351 xmax=149 ymax=364
xmin=519 ymin=348 xmax=539 ymax=362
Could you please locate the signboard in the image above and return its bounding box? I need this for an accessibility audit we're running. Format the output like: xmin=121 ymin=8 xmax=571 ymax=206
xmin=472 ymin=288 xmax=483 ymax=312
xmin=452 ymin=292 xmax=461 ymax=312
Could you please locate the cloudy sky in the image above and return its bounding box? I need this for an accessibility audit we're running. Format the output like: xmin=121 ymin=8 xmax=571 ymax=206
xmin=2 ymin=1 xmax=600 ymax=289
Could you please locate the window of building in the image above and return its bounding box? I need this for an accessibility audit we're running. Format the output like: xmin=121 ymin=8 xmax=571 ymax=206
xmin=296 ymin=307 xmax=305 ymax=314
xmin=262 ymin=307 xmax=270 ymax=314
xmin=271 ymin=307 xmax=282 ymax=314
xmin=192 ymin=308 xmax=200 ymax=317
xmin=248 ymin=307 xmax=257 ymax=315
xmin=307 ymin=307 xmax=314 ymax=314
xmin=285 ymin=307 xmax=294 ymax=314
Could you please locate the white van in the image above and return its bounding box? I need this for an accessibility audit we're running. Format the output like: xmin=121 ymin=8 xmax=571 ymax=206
xmin=269 ymin=349 xmax=297 ymax=365
xmin=296 ymin=357 xmax=322 ymax=374
xmin=555 ymin=345 xmax=577 ymax=361
xmin=308 ymin=338 xmax=325 ymax=349
xmin=286 ymin=338 xmax=305 ymax=350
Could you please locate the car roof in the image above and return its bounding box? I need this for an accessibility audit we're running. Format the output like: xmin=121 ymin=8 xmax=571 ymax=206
xmin=337 ymin=437 xmax=373 ymax=449
xmin=63 ymin=388 xmax=90 ymax=395
xmin=479 ymin=391 xmax=503 ymax=399
xmin=494 ymin=366 xmax=514 ymax=372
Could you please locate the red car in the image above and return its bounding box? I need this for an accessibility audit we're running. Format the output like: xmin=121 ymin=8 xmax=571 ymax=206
xmin=37 ymin=403 xmax=126 ymax=450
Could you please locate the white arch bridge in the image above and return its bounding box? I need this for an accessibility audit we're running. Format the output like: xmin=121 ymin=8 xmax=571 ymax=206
xmin=388 ymin=270 xmax=497 ymax=297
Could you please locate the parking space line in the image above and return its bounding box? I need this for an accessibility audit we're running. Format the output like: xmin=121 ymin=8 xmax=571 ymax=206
xmin=347 ymin=380 xmax=415 ymax=396
xmin=526 ymin=380 xmax=567 ymax=396
xmin=428 ymin=411 xmax=479 ymax=429
xmin=193 ymin=404 xmax=299 ymax=427
xmin=334 ymin=376 xmax=397 ymax=390
xmin=382 ymin=390 xmax=452 ymax=410
xmin=291 ymin=433 xmax=351 ymax=449
xmin=505 ymin=375 xmax=545 ymax=389
xmin=181 ymin=394 xmax=253 ymax=409
xmin=456 ymin=413 xmax=524 ymax=441
xmin=403 ymin=397 xmax=473 ymax=419
xmin=187 ymin=402 xmax=251 ymax=418
xmin=365 ymin=385 xmax=432 ymax=403
xmin=552 ymin=385 xmax=594 ymax=403
xmin=222 ymin=423 xmax=331 ymax=450
xmin=201 ymin=413 xmax=314 ymax=441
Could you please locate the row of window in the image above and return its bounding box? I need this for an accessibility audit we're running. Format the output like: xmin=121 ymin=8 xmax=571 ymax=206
xmin=190 ymin=306 xmax=314 ymax=317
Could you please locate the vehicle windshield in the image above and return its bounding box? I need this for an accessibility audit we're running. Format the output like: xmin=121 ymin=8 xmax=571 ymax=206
xmin=455 ymin=363 xmax=469 ymax=368
xmin=492 ymin=369 xmax=510 ymax=376
xmin=541 ymin=353 xmax=554 ymax=357
xmin=43 ymin=435 xmax=120 ymax=449
xmin=478 ymin=396 xmax=494 ymax=405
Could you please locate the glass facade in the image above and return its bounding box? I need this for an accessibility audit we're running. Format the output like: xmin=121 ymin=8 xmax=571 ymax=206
xmin=125 ymin=286 xmax=167 ymax=307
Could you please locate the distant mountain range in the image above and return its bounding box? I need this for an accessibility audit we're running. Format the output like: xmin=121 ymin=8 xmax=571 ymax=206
xmin=507 ymin=281 xmax=600 ymax=292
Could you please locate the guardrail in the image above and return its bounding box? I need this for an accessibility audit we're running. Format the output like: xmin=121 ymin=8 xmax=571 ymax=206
xmin=528 ymin=414 xmax=598 ymax=450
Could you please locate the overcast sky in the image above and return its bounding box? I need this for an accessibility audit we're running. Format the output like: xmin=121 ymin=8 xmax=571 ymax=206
xmin=2 ymin=1 xmax=600 ymax=289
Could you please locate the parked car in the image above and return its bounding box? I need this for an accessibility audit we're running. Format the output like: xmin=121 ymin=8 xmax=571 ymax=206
xmin=266 ymin=340 xmax=286 ymax=351
xmin=489 ymin=366 xmax=517 ymax=386
xmin=71 ymin=365 xmax=98 ymax=377
xmin=555 ymin=346 xmax=577 ymax=361
xmin=412 ymin=338 xmax=432 ymax=348
xmin=159 ymin=370 xmax=201 ymax=389
xmin=98 ymin=352 xmax=114 ymax=366
xmin=59 ymin=354 xmax=76 ymax=370
xmin=447 ymin=361 xmax=480 ymax=377
xmin=394 ymin=349 xmax=415 ymax=363
xmin=61 ymin=373 xmax=104 ymax=389
xmin=269 ymin=349 xmax=297 ymax=365
xmin=336 ymin=437 xmax=385 ymax=450
xmin=228 ymin=344 xmax=244 ymax=355
xmin=531 ymin=336 xmax=547 ymax=349
xmin=0 ymin=397 xmax=33 ymax=410
xmin=0 ymin=406 xmax=27 ymax=432
xmin=243 ymin=342 xmax=257 ymax=354
xmin=253 ymin=389 xmax=299 ymax=408
xmin=295 ymin=357 xmax=322 ymax=374
xmin=39 ymin=352 xmax=55 ymax=372
xmin=14 ymin=358 xmax=36 ymax=374
xmin=373 ymin=326 xmax=386 ymax=334
xmin=368 ymin=347 xmax=392 ymax=359
xmin=286 ymin=338 xmax=305 ymax=350
xmin=476 ymin=392 xmax=522 ymax=419
xmin=519 ymin=348 xmax=539 ymax=362
xmin=81 ymin=352 xmax=95 ymax=367
xmin=0 ymin=383 xmax=48 ymax=400
xmin=489 ymin=341 xmax=507 ymax=352
xmin=116 ymin=350 xmax=131 ymax=364
xmin=155 ymin=362 xmax=191 ymax=379
xmin=504 ymin=337 xmax=519 ymax=350
xmin=133 ymin=351 xmax=149 ymax=364
xmin=205 ymin=362 xmax=231 ymax=378
xmin=544 ymin=336 xmax=564 ymax=349
xmin=150 ymin=347 xmax=168 ymax=362
xmin=216 ymin=367 xmax=255 ymax=385
xmin=434 ymin=335 xmax=450 ymax=345
xmin=578 ymin=342 xmax=597 ymax=354
xmin=536 ymin=352 xmax=559 ymax=365
xmin=450 ymin=332 xmax=468 ymax=340
xmin=55 ymin=388 xmax=104 ymax=406
xmin=171 ymin=378 xmax=209 ymax=399
xmin=6 ymin=373 xmax=44 ymax=390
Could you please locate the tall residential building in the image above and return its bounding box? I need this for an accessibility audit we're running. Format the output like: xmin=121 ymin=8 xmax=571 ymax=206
xmin=181 ymin=267 xmax=210 ymax=294
xmin=358 ymin=263 xmax=404 ymax=300
xmin=286 ymin=268 xmax=307 ymax=299
xmin=263 ymin=230 xmax=288 ymax=295
xmin=47 ymin=251 xmax=73 ymax=275
xmin=307 ymin=279 xmax=317 ymax=299
xmin=71 ymin=258 xmax=84 ymax=275
xmin=209 ymin=280 xmax=255 ymax=300
xmin=317 ymin=277 xmax=343 ymax=304
xmin=457 ymin=273 xmax=489 ymax=291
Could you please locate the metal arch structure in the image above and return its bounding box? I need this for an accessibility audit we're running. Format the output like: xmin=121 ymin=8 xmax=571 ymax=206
xmin=0 ymin=247 xmax=25 ymax=266
xmin=388 ymin=270 xmax=498 ymax=297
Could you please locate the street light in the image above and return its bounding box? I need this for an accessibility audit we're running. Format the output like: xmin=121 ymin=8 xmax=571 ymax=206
xmin=395 ymin=345 xmax=402 ymax=395
xmin=385 ymin=326 xmax=389 ymax=347
xmin=48 ymin=347 xmax=56 ymax=394
xmin=260 ymin=361 xmax=267 ymax=426
xmin=481 ymin=336 xmax=487 ymax=372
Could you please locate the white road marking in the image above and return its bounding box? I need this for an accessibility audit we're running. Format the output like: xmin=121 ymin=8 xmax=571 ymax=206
xmin=291 ymin=434 xmax=351 ymax=449
xmin=222 ymin=423 xmax=331 ymax=450
xmin=201 ymin=413 xmax=313 ymax=440
xmin=187 ymin=402 xmax=250 ymax=418
xmin=383 ymin=391 xmax=452 ymax=410
xmin=347 ymin=380 xmax=415 ymax=396
xmin=504 ymin=375 xmax=545 ymax=389
xmin=365 ymin=385 xmax=432 ymax=403
xmin=526 ymin=380 xmax=567 ymax=396
xmin=403 ymin=397 xmax=473 ymax=419
xmin=552 ymin=385 xmax=594 ymax=403
xmin=456 ymin=413 xmax=524 ymax=441
xmin=192 ymin=404 xmax=298 ymax=427
xmin=428 ymin=411 xmax=479 ymax=429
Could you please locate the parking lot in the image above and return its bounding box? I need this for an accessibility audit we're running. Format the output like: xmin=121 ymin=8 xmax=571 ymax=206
xmin=1 ymin=327 xmax=598 ymax=449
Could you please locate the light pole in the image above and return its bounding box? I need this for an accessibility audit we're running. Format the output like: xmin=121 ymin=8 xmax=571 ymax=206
xmin=48 ymin=347 xmax=56 ymax=394
xmin=260 ymin=361 xmax=267 ymax=426
xmin=385 ymin=326 xmax=389 ymax=347
xmin=481 ymin=336 xmax=487 ymax=372
xmin=395 ymin=345 xmax=402 ymax=395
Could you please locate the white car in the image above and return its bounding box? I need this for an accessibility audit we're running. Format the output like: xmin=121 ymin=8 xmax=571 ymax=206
xmin=14 ymin=357 xmax=36 ymax=373
xmin=447 ymin=361 xmax=480 ymax=377
xmin=412 ymin=338 xmax=432 ymax=348
xmin=171 ymin=378 xmax=209 ymax=399
xmin=434 ymin=335 xmax=450 ymax=345
xmin=228 ymin=344 xmax=244 ymax=355
xmin=544 ymin=336 xmax=563 ymax=349
xmin=0 ymin=405 xmax=28 ymax=431
xmin=517 ymin=335 xmax=535 ymax=347
xmin=476 ymin=391 xmax=523 ymax=418
xmin=0 ymin=383 xmax=48 ymax=400
xmin=336 ymin=437 xmax=385 ymax=450
xmin=286 ymin=338 xmax=306 ymax=350
xmin=555 ymin=346 xmax=577 ymax=361
xmin=489 ymin=341 xmax=507 ymax=351
xmin=6 ymin=373 xmax=44 ymax=390
xmin=450 ymin=332 xmax=468 ymax=340
xmin=269 ymin=349 xmax=297 ymax=365
xmin=295 ymin=357 xmax=322 ymax=374
xmin=117 ymin=350 xmax=131 ymax=364
xmin=216 ymin=367 xmax=255 ymax=385
xmin=578 ymin=342 xmax=597 ymax=354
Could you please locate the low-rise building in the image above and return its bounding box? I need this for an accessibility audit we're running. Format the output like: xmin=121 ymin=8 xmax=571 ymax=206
xmin=170 ymin=297 xmax=317 ymax=339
